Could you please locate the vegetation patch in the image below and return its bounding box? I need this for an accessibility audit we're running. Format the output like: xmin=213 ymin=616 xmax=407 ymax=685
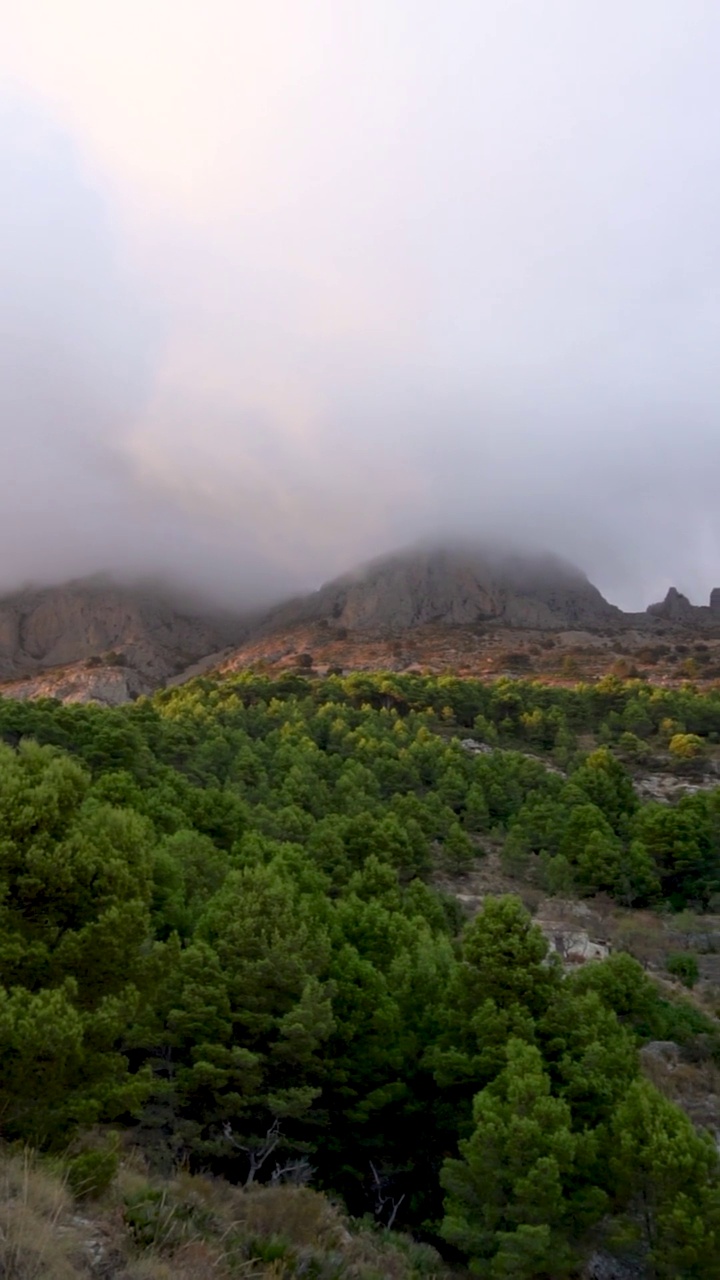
xmin=0 ymin=672 xmax=719 ymax=1274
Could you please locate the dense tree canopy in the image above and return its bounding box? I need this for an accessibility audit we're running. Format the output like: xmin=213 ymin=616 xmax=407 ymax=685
xmin=1 ymin=670 xmax=720 ymax=1271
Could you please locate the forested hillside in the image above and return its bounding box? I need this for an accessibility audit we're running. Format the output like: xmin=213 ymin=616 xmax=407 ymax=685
xmin=3 ymin=672 xmax=720 ymax=1277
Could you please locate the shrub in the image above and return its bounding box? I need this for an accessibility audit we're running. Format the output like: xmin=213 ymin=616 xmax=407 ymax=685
xmin=667 ymin=952 xmax=700 ymax=989
xmin=611 ymin=659 xmax=639 ymax=678
xmin=105 ymin=650 xmax=128 ymax=667
xmin=493 ymin=651 xmax=533 ymax=673
xmin=235 ymin=1184 xmax=345 ymax=1251
xmin=66 ymin=1132 xmax=120 ymax=1199
xmin=668 ymin=733 xmax=705 ymax=760
xmin=123 ymin=1185 xmax=209 ymax=1251
xmin=636 ymin=645 xmax=670 ymax=665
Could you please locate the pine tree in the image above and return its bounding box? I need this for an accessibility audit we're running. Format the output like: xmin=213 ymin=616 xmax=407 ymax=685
xmin=440 ymin=1039 xmax=582 ymax=1278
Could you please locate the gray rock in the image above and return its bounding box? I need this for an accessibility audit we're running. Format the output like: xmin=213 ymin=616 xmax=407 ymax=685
xmin=646 ymin=586 xmax=695 ymax=621
xmin=583 ymin=1252 xmax=646 ymax=1280
xmin=0 ymin=578 xmax=245 ymax=689
xmin=260 ymin=544 xmax=621 ymax=634
xmin=639 ymin=1040 xmax=681 ymax=1067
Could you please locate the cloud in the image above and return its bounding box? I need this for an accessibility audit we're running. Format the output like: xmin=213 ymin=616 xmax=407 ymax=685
xmin=3 ymin=2 xmax=720 ymax=610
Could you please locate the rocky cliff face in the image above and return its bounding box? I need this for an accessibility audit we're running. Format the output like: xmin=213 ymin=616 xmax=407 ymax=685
xmin=0 ymin=578 xmax=245 ymax=695
xmin=262 ymin=545 xmax=622 ymax=633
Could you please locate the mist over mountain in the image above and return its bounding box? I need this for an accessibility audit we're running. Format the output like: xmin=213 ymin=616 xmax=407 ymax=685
xmin=2 ymin=538 xmax=720 ymax=707
xmin=0 ymin=574 xmax=247 ymax=699
xmin=263 ymin=543 xmax=623 ymax=633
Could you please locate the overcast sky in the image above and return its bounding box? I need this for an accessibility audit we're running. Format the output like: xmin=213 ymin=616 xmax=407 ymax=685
xmin=3 ymin=1 xmax=720 ymax=609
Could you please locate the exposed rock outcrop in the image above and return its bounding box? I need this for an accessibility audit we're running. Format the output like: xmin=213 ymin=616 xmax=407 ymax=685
xmin=646 ymin=586 xmax=695 ymax=622
xmin=0 ymin=578 xmax=245 ymax=693
xmin=260 ymin=545 xmax=622 ymax=634
xmin=0 ymin=664 xmax=146 ymax=707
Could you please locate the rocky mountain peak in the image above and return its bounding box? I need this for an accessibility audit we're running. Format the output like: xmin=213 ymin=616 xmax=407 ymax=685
xmin=642 ymin=585 xmax=720 ymax=628
xmin=647 ymin=587 xmax=697 ymax=622
xmin=261 ymin=543 xmax=621 ymax=633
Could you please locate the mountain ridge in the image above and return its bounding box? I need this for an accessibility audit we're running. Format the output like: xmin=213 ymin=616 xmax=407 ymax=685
xmin=1 ymin=544 xmax=720 ymax=703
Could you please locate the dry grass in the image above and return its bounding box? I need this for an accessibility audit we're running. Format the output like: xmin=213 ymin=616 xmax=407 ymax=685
xmin=0 ymin=1149 xmax=455 ymax=1280
xmin=233 ymin=1183 xmax=347 ymax=1250
xmin=112 ymin=1175 xmax=452 ymax=1278
xmin=117 ymin=1240 xmax=228 ymax=1280
xmin=0 ymin=1150 xmax=86 ymax=1279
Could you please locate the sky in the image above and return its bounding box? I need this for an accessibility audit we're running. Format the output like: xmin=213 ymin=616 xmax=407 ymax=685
xmin=3 ymin=1 xmax=720 ymax=610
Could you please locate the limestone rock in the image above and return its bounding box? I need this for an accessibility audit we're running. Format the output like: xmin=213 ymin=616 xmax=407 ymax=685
xmin=0 ymin=664 xmax=146 ymax=707
xmin=0 ymin=578 xmax=245 ymax=688
xmin=260 ymin=545 xmax=621 ymax=634
xmin=646 ymin=586 xmax=694 ymax=621
xmin=583 ymin=1252 xmax=645 ymax=1280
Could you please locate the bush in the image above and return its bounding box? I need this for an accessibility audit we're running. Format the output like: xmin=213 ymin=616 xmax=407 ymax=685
xmin=105 ymin=650 xmax=128 ymax=667
xmin=493 ymin=651 xmax=533 ymax=672
xmin=66 ymin=1132 xmax=120 ymax=1199
xmin=122 ymin=1183 xmax=215 ymax=1252
xmin=636 ymin=645 xmax=671 ymax=665
xmin=611 ymin=659 xmax=639 ymax=679
xmin=668 ymin=732 xmax=705 ymax=760
xmin=667 ymin=952 xmax=700 ymax=989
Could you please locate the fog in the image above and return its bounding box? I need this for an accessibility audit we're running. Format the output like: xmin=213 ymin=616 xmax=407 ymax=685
xmin=3 ymin=2 xmax=720 ymax=611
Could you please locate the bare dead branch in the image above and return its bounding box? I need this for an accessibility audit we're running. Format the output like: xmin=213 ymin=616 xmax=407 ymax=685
xmin=222 ymin=1118 xmax=283 ymax=1185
